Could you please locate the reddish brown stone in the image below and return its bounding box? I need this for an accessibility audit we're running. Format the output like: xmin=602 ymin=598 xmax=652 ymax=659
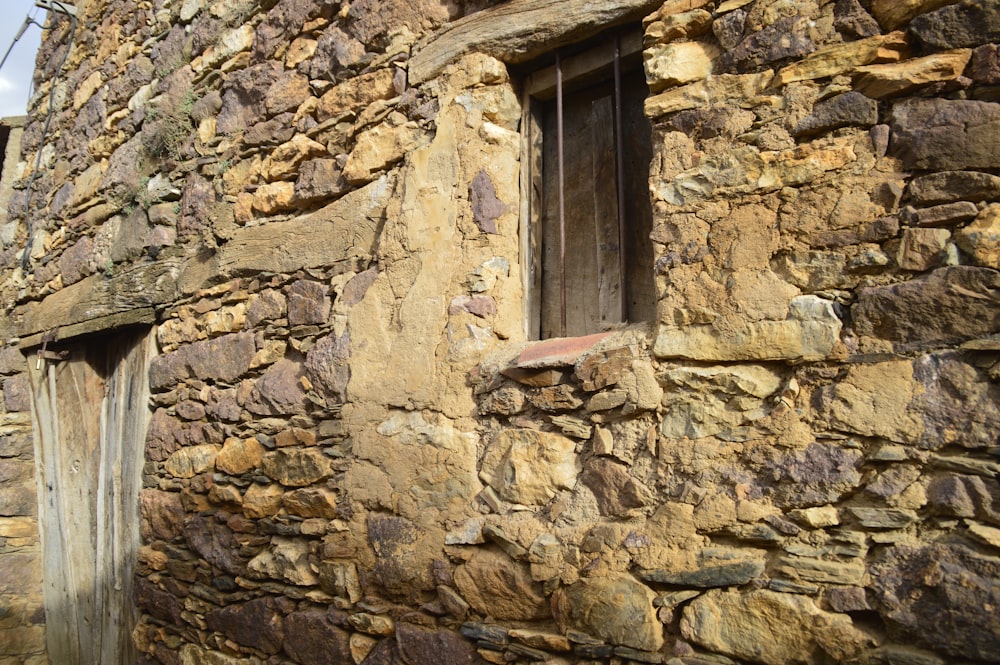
xmin=852 ymin=267 xmax=1000 ymax=351
xmin=1 ymin=375 xmax=30 ymax=413
xmin=469 ymin=169 xmax=507 ymax=234
xmin=140 ymin=489 xmax=185 ymax=542
xmin=206 ymin=597 xmax=284 ymax=655
xmin=135 ymin=578 xmax=183 ymax=625
xmin=395 ymin=623 xmax=482 ymax=665
xmin=282 ymin=609 xmax=352 ymax=665
xmin=149 ymin=333 xmax=256 ymax=390
xmin=581 ymin=458 xmax=652 ymax=517
xmin=287 ymin=280 xmax=331 ymax=326
xmin=516 ymin=332 xmax=611 ymax=368
xmin=183 ymin=515 xmax=246 ymax=576
xmin=245 ymin=358 xmax=309 ymax=415
xmin=304 ymin=331 xmax=350 ymax=403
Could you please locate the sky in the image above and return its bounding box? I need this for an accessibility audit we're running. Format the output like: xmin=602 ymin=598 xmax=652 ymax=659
xmin=0 ymin=0 xmax=45 ymax=118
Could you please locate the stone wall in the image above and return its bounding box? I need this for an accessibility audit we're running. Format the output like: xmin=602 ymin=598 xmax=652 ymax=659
xmin=1 ymin=0 xmax=999 ymax=664
xmin=0 ymin=115 xmax=46 ymax=665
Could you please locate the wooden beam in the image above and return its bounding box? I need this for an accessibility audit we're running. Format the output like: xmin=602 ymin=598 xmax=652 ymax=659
xmin=408 ymin=0 xmax=662 ymax=85
xmin=526 ymin=29 xmax=644 ymax=99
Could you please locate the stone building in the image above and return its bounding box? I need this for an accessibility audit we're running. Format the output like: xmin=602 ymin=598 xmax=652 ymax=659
xmin=1 ymin=0 xmax=999 ymax=663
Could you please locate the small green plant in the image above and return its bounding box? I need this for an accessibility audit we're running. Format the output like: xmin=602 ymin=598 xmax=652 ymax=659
xmin=142 ymin=90 xmax=196 ymax=163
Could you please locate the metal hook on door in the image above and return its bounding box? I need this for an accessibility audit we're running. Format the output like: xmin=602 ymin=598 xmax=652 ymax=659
xmin=35 ymin=329 xmax=68 ymax=369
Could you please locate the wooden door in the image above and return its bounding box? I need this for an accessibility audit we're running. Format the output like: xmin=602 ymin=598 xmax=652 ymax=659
xmin=28 ymin=328 xmax=154 ymax=665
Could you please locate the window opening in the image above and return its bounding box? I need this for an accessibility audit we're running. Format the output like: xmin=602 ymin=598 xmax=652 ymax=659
xmin=520 ymin=27 xmax=656 ymax=340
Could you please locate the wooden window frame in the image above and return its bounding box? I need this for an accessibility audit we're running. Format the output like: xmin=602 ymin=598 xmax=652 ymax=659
xmin=519 ymin=27 xmax=655 ymax=340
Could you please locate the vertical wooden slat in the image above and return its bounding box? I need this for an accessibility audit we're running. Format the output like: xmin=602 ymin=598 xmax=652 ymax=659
xmin=592 ymin=95 xmax=622 ymax=327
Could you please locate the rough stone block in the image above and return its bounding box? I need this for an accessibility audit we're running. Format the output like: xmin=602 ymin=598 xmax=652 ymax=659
xmin=871 ymin=544 xmax=1000 ymax=662
xmin=909 ymin=0 xmax=1000 ymax=51
xmin=852 ymin=266 xmax=1000 ymax=350
xmin=793 ymin=91 xmax=878 ymax=137
xmin=682 ymin=589 xmax=874 ymax=664
xmin=890 ymin=98 xmax=1000 ymax=170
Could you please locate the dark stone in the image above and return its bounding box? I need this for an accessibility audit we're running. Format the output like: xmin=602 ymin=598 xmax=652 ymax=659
xmin=217 ymin=62 xmax=283 ymax=135
xmin=927 ymin=473 xmax=1000 ymax=524
xmin=368 ymin=514 xmax=429 ymax=596
xmin=148 ymin=332 xmax=256 ymax=390
xmin=575 ymin=347 xmax=632 ymax=391
xmin=183 ymin=515 xmax=246 ymax=576
xmin=581 ymin=457 xmax=651 ymax=517
xmin=910 ymin=352 xmax=1000 ymax=451
xmin=459 ymin=622 xmax=509 ymax=644
xmin=469 ymin=170 xmax=507 ymax=235
xmin=870 ymin=544 xmax=1000 ymax=662
xmin=145 ymin=408 xmax=184 ymax=462
xmin=59 ymin=236 xmax=94 ymax=286
xmin=342 ymin=268 xmax=378 ymax=307
xmin=827 ymin=586 xmax=870 ymax=612
xmin=901 ymin=201 xmax=979 ymax=227
xmin=287 ymin=280 xmax=331 ymax=326
xmin=99 ymin=134 xmax=144 ymax=203
xmin=360 ymin=638 xmax=405 ymax=665
xmin=767 ymin=442 xmax=863 ymax=508
xmin=851 ymin=267 xmax=1000 ymax=352
xmin=190 ymin=90 xmax=223 ymax=123
xmin=0 ymin=458 xmax=31 ymax=485
xmin=282 ymin=609 xmax=352 ymax=665
xmin=806 ymin=215 xmax=899 ymax=249
xmin=347 ymin=0 xmax=451 ymax=49
xmin=906 ymin=170 xmax=1000 ymax=205
xmin=246 ymin=289 xmax=287 ymax=328
xmin=909 ymin=0 xmax=1000 ymax=52
xmin=0 ymin=482 xmax=35 ymax=517
xmin=178 ymin=172 xmax=215 ymax=239
xmin=0 ymin=554 xmax=41 ymax=596
xmin=716 ymin=16 xmax=815 ymax=73
xmin=971 ymin=44 xmax=1000 ymax=85
xmin=304 ymin=331 xmax=350 ymax=403
xmin=0 ymin=346 xmax=25 ymax=375
xmin=134 ymin=578 xmax=182 ymax=625
xmin=294 ymin=159 xmax=349 ymax=202
xmin=712 ymin=9 xmax=746 ymax=50
xmin=244 ymin=113 xmax=297 ymax=146
xmin=0 ymin=430 xmax=32 ymax=459
xmin=640 ymin=559 xmax=764 ymax=587
xmin=139 ymin=489 xmax=185 ymax=542
xmin=308 ymin=26 xmax=366 ymax=81
xmin=395 ymin=623 xmax=482 ymax=665
xmin=2 ymin=375 xmax=30 ymax=413
xmin=253 ymin=0 xmax=321 ymax=61
xmin=245 ymin=358 xmax=309 ymax=416
xmin=174 ymin=400 xmax=206 ymax=421
xmin=890 ymin=99 xmax=1000 ymax=171
xmin=206 ymin=387 xmax=242 ymax=422
xmin=205 ymin=597 xmax=284 ymax=655
xmin=834 ymin=0 xmax=881 ymax=39
xmin=107 ymin=55 xmax=156 ymax=110
xmin=793 ymin=92 xmax=878 ymax=138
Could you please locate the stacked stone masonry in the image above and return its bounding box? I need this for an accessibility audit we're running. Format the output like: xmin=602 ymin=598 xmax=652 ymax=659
xmin=0 ymin=0 xmax=999 ymax=664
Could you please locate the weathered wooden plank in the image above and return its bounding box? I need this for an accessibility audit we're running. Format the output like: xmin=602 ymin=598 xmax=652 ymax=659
xmin=14 ymin=177 xmax=395 ymax=342
xmin=408 ymin=0 xmax=663 ymax=85
xmin=18 ymin=260 xmax=181 ymax=339
xmin=18 ymin=308 xmax=156 ymax=350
